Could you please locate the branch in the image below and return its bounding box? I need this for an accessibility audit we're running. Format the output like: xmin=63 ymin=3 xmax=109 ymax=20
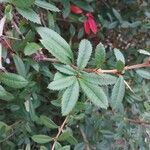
xmin=51 ymin=116 xmax=68 ymax=150
xmin=42 ymin=57 xmax=150 ymax=74
xmin=124 ymin=118 xmax=150 ymax=125
xmin=96 ymin=61 xmax=150 ymax=74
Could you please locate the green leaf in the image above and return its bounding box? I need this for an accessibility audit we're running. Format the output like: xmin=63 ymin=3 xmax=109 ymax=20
xmin=17 ymin=8 xmax=41 ymax=24
xmin=35 ymin=0 xmax=60 ymax=12
xmin=62 ymin=0 xmax=70 ymax=18
xmin=37 ymin=27 xmax=73 ymax=64
xmin=95 ymin=43 xmax=106 ymax=67
xmin=62 ymin=80 xmax=79 ymax=116
xmin=48 ymin=12 xmax=55 ymax=29
xmin=0 ymin=73 xmax=28 ymax=89
xmin=40 ymin=115 xmax=58 ymax=129
xmin=48 ymin=76 xmax=76 ymax=90
xmin=77 ymin=39 xmax=92 ymax=69
xmin=138 ymin=49 xmax=150 ymax=56
xmin=58 ymin=130 xmax=78 ymax=145
xmin=37 ymin=27 xmax=73 ymax=57
xmin=112 ymin=8 xmax=122 ymax=23
xmin=114 ymin=48 xmax=125 ymax=64
xmin=53 ymin=72 xmax=67 ymax=81
xmin=13 ymin=54 xmax=26 ymax=77
xmin=40 ymin=39 xmax=71 ymax=64
xmin=32 ymin=135 xmax=52 ymax=144
xmin=79 ymin=79 xmax=108 ymax=109
xmin=116 ymin=60 xmax=125 ymax=72
xmin=58 ymin=146 xmax=70 ymax=150
xmin=81 ymin=72 xmax=117 ymax=85
xmin=14 ymin=0 xmax=35 ymax=9
xmin=0 ymin=121 xmax=11 ymax=132
xmin=111 ymin=76 xmax=125 ymax=109
xmin=40 ymin=146 xmax=48 ymax=150
xmin=28 ymin=99 xmax=38 ymax=121
xmin=24 ymin=42 xmax=41 ymax=56
xmin=136 ymin=69 xmax=150 ymax=79
xmin=54 ymin=64 xmax=76 ymax=75
xmin=0 ymin=85 xmax=14 ymax=101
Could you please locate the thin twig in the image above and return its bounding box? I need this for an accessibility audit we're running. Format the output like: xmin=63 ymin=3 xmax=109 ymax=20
xmin=12 ymin=20 xmax=25 ymax=39
xmin=51 ymin=116 xmax=68 ymax=150
xmin=79 ymin=126 xmax=91 ymax=150
xmin=43 ymin=58 xmax=60 ymax=63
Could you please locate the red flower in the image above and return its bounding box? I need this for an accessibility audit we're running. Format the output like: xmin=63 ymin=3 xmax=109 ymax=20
xmin=70 ymin=5 xmax=83 ymax=14
xmin=84 ymin=12 xmax=97 ymax=34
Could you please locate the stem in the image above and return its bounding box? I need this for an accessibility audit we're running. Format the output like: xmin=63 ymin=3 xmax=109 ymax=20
xmin=42 ymin=57 xmax=150 ymax=74
xmin=96 ymin=61 xmax=150 ymax=74
xmin=51 ymin=116 xmax=68 ymax=150
xmin=79 ymin=126 xmax=91 ymax=150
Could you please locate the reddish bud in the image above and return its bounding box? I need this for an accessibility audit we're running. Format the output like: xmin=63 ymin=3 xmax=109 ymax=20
xmin=88 ymin=17 xmax=97 ymax=34
xmin=83 ymin=12 xmax=97 ymax=35
xmin=70 ymin=5 xmax=83 ymax=14
xmin=84 ymin=20 xmax=91 ymax=35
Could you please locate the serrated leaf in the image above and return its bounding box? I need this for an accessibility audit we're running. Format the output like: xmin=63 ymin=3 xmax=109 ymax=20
xmin=95 ymin=43 xmax=106 ymax=67
xmin=24 ymin=42 xmax=41 ymax=56
xmin=0 ymin=73 xmax=28 ymax=89
xmin=37 ymin=27 xmax=73 ymax=63
xmin=114 ymin=48 xmax=125 ymax=64
xmin=14 ymin=0 xmax=35 ymax=9
xmin=81 ymin=72 xmax=117 ymax=85
xmin=116 ymin=60 xmax=125 ymax=72
xmin=40 ymin=115 xmax=58 ymax=129
xmin=17 ymin=8 xmax=41 ymax=24
xmin=54 ymin=64 xmax=76 ymax=75
xmin=79 ymin=79 xmax=108 ymax=109
xmin=35 ymin=0 xmax=60 ymax=12
xmin=40 ymin=39 xmax=71 ymax=64
xmin=0 ymin=85 xmax=14 ymax=101
xmin=32 ymin=135 xmax=52 ymax=144
xmin=48 ymin=76 xmax=76 ymax=90
xmin=77 ymin=39 xmax=92 ymax=69
xmin=136 ymin=69 xmax=150 ymax=79
xmin=62 ymin=80 xmax=79 ymax=116
xmin=13 ymin=54 xmax=26 ymax=77
xmin=111 ymin=76 xmax=125 ymax=109
xmin=53 ymin=72 xmax=67 ymax=81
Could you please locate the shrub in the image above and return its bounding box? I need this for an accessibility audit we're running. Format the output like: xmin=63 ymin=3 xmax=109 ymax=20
xmin=0 ymin=0 xmax=150 ymax=149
